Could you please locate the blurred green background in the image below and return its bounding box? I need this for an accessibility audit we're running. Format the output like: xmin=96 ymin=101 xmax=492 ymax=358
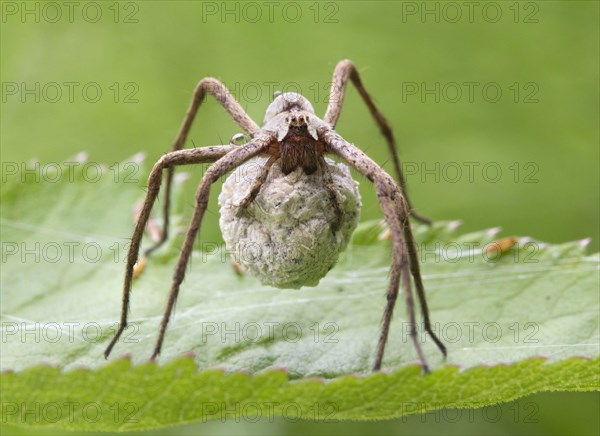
xmin=1 ymin=1 xmax=598 ymax=435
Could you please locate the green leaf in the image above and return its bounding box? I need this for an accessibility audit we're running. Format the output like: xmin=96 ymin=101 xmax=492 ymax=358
xmin=1 ymin=157 xmax=598 ymax=432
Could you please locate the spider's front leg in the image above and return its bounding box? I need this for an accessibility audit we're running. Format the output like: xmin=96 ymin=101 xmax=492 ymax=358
xmin=324 ymin=59 xmax=432 ymax=225
xmin=104 ymin=144 xmax=236 ymax=359
xmin=145 ymin=78 xmax=261 ymax=259
xmin=149 ymin=135 xmax=274 ymax=360
xmin=323 ymin=130 xmax=445 ymax=372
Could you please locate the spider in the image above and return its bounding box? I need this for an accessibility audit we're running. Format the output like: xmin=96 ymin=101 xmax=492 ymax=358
xmin=104 ymin=59 xmax=447 ymax=372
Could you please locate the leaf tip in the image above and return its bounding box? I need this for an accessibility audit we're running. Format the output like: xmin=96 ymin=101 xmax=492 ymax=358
xmin=486 ymin=226 xmax=502 ymax=237
xmin=129 ymin=152 xmax=146 ymax=164
xmin=67 ymin=151 xmax=88 ymax=163
xmin=448 ymin=220 xmax=462 ymax=230
xmin=298 ymin=375 xmax=329 ymax=384
xmin=117 ymin=353 xmax=133 ymax=362
xmin=442 ymin=363 xmax=464 ymax=372
xmin=267 ymin=365 xmax=290 ymax=374
xmin=570 ymin=354 xmax=594 ymax=361
xmin=579 ymin=238 xmax=592 ymax=249
xmin=377 ymin=363 xmax=424 ymax=377
xmin=209 ymin=366 xmax=229 ymax=375
xmin=347 ymin=371 xmax=368 ymax=378
xmin=181 ymin=351 xmax=196 ymax=360
xmin=175 ymin=172 xmax=191 ymax=184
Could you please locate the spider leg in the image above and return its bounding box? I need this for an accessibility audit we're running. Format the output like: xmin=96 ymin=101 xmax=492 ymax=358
xmin=400 ymin=209 xmax=448 ymax=358
xmin=374 ymin=183 xmax=428 ymax=372
xmin=150 ymin=135 xmax=274 ymax=360
xmin=318 ymin=155 xmax=343 ymax=233
xmin=324 ymin=59 xmax=431 ymax=225
xmin=236 ymin=153 xmax=279 ymax=212
xmin=146 ymin=78 xmax=261 ymax=257
xmin=323 ymin=131 xmax=441 ymax=373
xmin=104 ymin=144 xmax=236 ymax=359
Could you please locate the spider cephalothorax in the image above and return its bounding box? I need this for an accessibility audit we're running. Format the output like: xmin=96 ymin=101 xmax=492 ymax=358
xmin=263 ymin=92 xmax=325 ymax=175
xmin=104 ymin=60 xmax=447 ymax=373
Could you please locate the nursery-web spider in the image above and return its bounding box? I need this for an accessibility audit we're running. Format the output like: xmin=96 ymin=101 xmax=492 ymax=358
xmin=104 ymin=59 xmax=447 ymax=372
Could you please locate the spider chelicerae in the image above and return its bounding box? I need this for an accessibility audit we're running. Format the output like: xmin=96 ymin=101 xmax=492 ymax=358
xmin=104 ymin=59 xmax=447 ymax=372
